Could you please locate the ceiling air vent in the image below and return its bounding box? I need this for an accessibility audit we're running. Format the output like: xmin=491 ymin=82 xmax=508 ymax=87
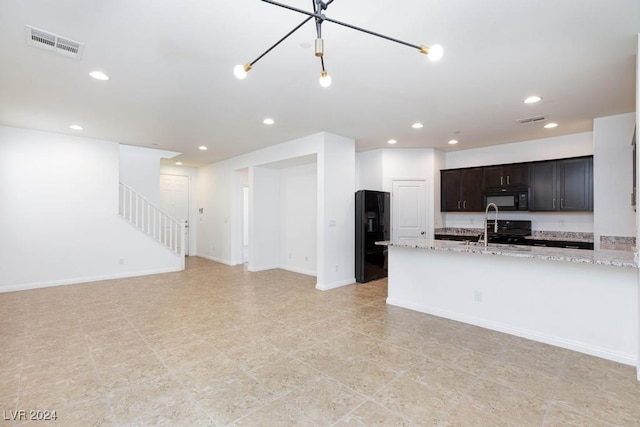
xmin=25 ymin=25 xmax=84 ymax=60
xmin=516 ymin=115 xmax=548 ymax=125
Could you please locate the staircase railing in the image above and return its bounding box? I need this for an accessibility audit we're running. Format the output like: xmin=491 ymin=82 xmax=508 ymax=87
xmin=118 ymin=182 xmax=185 ymax=256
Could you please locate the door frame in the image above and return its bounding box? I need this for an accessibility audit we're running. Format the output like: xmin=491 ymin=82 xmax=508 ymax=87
xmin=390 ymin=178 xmax=433 ymax=240
xmin=159 ymin=173 xmax=191 ymax=256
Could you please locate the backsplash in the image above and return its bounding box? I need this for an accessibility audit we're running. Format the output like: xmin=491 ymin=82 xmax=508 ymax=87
xmin=435 ymin=227 xmax=594 ymax=243
xmin=436 ymin=227 xmax=637 ymax=251
xmin=600 ymin=236 xmax=636 ymax=251
xmin=531 ymin=231 xmax=593 ymax=242
xmin=435 ymin=227 xmax=482 ymax=237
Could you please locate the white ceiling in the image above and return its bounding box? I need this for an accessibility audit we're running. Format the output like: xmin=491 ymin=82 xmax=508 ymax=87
xmin=0 ymin=0 xmax=638 ymax=167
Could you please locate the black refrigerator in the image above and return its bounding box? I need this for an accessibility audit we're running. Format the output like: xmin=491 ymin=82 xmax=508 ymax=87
xmin=355 ymin=190 xmax=390 ymax=283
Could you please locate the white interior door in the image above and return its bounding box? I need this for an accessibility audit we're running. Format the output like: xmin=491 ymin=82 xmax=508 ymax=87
xmin=160 ymin=174 xmax=190 ymax=255
xmin=392 ymin=180 xmax=427 ymax=240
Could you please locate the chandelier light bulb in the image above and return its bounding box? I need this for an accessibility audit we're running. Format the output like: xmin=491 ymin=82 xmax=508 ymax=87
xmin=233 ymin=64 xmax=251 ymax=80
xmin=319 ymin=71 xmax=332 ymax=88
xmin=427 ymin=44 xmax=444 ymax=62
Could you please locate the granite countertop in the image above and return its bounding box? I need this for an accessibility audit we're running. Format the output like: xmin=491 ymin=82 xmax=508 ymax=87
xmin=377 ymin=239 xmax=637 ymax=268
xmin=434 ymin=228 xmax=594 ymax=243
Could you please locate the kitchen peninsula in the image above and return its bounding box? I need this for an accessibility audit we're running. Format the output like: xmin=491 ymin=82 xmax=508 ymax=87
xmin=377 ymin=239 xmax=639 ymax=371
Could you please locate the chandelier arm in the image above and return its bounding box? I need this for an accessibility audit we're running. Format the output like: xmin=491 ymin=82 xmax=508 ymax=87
xmin=321 ymin=15 xmax=421 ymax=50
xmin=261 ymin=0 xmax=421 ymax=51
xmin=248 ymin=15 xmax=314 ymax=67
xmin=262 ymin=0 xmax=324 ymax=20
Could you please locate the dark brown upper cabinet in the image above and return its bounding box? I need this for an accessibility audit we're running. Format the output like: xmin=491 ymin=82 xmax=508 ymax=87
xmin=441 ymin=156 xmax=592 ymax=213
xmin=529 ymin=156 xmax=593 ymax=211
xmin=441 ymin=168 xmax=484 ymax=212
xmin=483 ymin=163 xmax=529 ymax=188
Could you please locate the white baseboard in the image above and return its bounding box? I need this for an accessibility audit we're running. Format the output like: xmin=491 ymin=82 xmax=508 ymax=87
xmin=193 ymin=253 xmax=237 ymax=266
xmin=0 ymin=266 xmax=184 ymax=294
xmin=316 ymin=277 xmax=356 ymax=291
xmin=387 ymin=297 xmax=637 ymax=367
xmin=247 ymin=264 xmax=279 ymax=272
xmin=279 ymin=265 xmax=317 ymax=277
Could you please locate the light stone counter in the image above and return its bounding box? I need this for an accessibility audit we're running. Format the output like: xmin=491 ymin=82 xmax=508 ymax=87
xmin=377 ymin=238 xmax=637 ymax=268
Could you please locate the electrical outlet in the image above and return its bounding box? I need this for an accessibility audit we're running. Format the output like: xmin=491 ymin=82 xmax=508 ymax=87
xmin=474 ymin=290 xmax=483 ymax=302
xmin=335 ymin=265 xmax=339 ymax=272
xmin=118 ymin=258 xmax=124 ymax=265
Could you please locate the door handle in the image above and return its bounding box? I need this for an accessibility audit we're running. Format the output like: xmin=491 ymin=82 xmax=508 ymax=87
xmin=420 ymin=231 xmax=425 ymax=235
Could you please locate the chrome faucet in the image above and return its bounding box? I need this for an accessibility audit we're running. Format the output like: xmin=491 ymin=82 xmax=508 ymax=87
xmin=483 ymin=202 xmax=499 ymax=248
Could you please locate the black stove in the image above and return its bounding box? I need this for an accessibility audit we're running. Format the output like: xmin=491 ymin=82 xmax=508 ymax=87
xmin=486 ymin=220 xmax=531 ymax=244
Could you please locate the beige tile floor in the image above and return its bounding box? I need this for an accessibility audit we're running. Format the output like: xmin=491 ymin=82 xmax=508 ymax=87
xmin=1 ymin=256 xmax=640 ymax=426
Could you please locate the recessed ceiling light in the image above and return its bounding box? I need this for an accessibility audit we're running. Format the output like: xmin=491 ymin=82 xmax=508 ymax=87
xmin=387 ymin=139 xmax=397 ymax=145
xmin=524 ymin=95 xmax=542 ymax=104
xmin=544 ymin=122 xmax=558 ymax=129
xmin=198 ymin=145 xmax=208 ymax=151
xmin=175 ymin=161 xmax=183 ymax=166
xmin=412 ymin=122 xmax=423 ymax=129
xmin=69 ymin=124 xmax=83 ymax=130
xmin=263 ymin=118 xmax=274 ymax=125
xmin=448 ymin=139 xmax=459 ymax=145
xmin=89 ymin=71 xmax=109 ymax=81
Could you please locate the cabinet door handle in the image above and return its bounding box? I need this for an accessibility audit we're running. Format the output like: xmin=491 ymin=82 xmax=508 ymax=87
xmin=463 ymin=201 xmax=467 ymax=209
xmin=507 ymin=176 xmax=510 ymax=185
xmin=561 ymin=198 xmax=564 ymax=209
xmin=500 ymin=176 xmax=503 ymax=186
xmin=553 ymin=198 xmax=556 ymax=209
xmin=458 ymin=200 xmax=461 ymax=209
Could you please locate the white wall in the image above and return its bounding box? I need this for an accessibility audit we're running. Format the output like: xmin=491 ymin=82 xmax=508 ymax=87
xmin=249 ymin=166 xmax=281 ymax=271
xmin=119 ymin=144 xmax=179 ymax=204
xmin=433 ymin=150 xmax=446 ymax=228
xmin=316 ymin=133 xmax=356 ymax=290
xmin=279 ymin=162 xmax=317 ymax=276
xmin=593 ymin=112 xmax=636 ymax=245
xmin=388 ymin=246 xmax=638 ymax=365
xmin=196 ymin=132 xmax=355 ymax=290
xmin=441 ymin=132 xmax=595 ymax=232
xmin=356 ymin=150 xmax=384 ymax=191
xmin=635 ymin=33 xmax=640 ymax=381
xmin=356 ymin=148 xmax=441 ymax=233
xmin=0 ymin=126 xmax=183 ymax=292
xmin=196 ymin=133 xmax=323 ymax=265
xmin=445 ymin=132 xmax=593 ymax=168
xmin=357 ymin=148 xmax=438 ymax=192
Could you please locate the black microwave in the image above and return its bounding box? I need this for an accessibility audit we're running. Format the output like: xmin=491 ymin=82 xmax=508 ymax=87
xmin=483 ymin=188 xmax=529 ymax=211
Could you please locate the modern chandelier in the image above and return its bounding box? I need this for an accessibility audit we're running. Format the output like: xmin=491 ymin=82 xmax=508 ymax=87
xmin=233 ymin=0 xmax=443 ymax=88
